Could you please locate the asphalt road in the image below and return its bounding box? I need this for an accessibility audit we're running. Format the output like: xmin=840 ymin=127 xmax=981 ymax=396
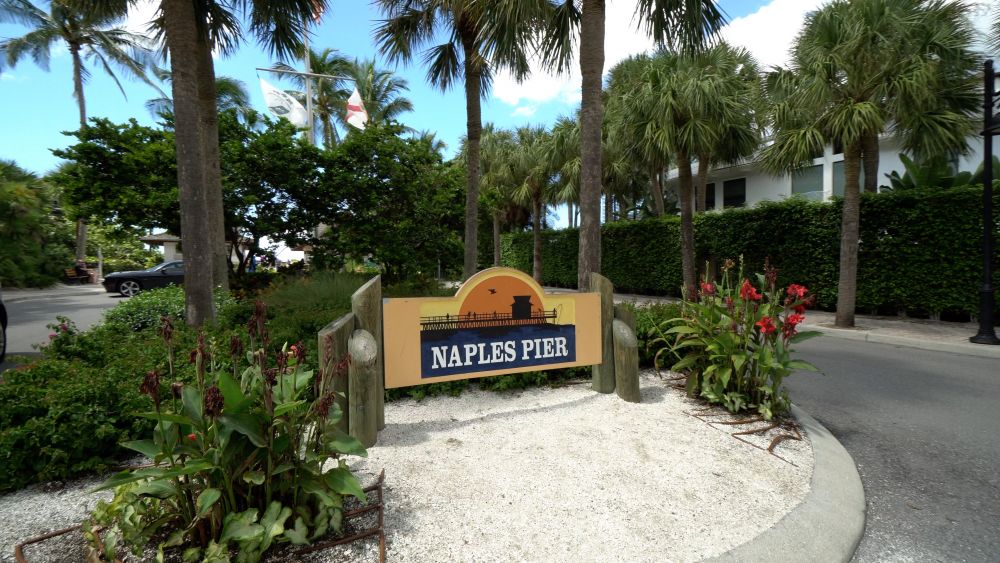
xmin=1 ymin=284 xmax=121 ymax=373
xmin=787 ymin=338 xmax=1000 ymax=563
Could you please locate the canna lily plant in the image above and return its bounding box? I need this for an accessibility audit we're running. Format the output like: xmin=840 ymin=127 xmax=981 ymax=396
xmin=87 ymin=302 xmax=367 ymax=563
xmin=651 ymin=259 xmax=820 ymax=420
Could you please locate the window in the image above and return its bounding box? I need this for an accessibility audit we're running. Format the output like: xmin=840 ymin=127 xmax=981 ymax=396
xmin=833 ymin=139 xmax=843 ymax=155
xmin=832 ymin=161 xmax=866 ymax=197
xmin=792 ymin=164 xmax=823 ymax=200
xmin=705 ymin=182 xmax=716 ymax=210
xmin=723 ymin=178 xmax=746 ymax=208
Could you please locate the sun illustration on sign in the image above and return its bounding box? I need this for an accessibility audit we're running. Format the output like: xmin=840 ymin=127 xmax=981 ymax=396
xmin=459 ymin=275 xmax=542 ymax=318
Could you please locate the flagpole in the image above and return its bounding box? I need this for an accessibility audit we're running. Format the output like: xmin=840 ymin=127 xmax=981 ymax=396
xmin=302 ymin=16 xmax=315 ymax=147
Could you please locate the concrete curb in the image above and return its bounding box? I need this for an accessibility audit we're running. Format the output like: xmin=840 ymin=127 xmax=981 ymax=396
xmin=707 ymin=405 xmax=866 ymax=563
xmin=801 ymin=323 xmax=1000 ymax=360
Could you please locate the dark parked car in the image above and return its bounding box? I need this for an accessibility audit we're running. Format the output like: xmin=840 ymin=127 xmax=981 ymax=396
xmin=0 ymin=285 xmax=6 ymax=363
xmin=102 ymin=260 xmax=185 ymax=297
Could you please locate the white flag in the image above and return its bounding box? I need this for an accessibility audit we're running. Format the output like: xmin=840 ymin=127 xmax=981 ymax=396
xmin=259 ymin=78 xmax=308 ymax=127
xmin=346 ymin=87 xmax=368 ymax=130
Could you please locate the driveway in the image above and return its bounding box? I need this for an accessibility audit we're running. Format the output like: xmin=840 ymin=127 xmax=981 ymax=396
xmin=787 ymin=338 xmax=1000 ymax=562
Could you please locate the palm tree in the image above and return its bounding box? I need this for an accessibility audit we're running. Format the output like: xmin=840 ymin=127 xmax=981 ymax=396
xmin=541 ymin=0 xmax=725 ymax=290
xmin=548 ymin=115 xmax=582 ymax=227
xmin=510 ymin=126 xmax=553 ymax=282
xmin=761 ymin=0 xmax=978 ymax=328
xmin=343 ymin=58 xmax=414 ymax=126
xmin=374 ymin=0 xmax=543 ymax=280
xmin=146 ymin=73 xmax=256 ymax=123
xmin=479 ymin=124 xmax=517 ymax=266
xmin=1 ymin=0 xmax=154 ymax=262
xmin=273 ymin=47 xmax=352 ymax=147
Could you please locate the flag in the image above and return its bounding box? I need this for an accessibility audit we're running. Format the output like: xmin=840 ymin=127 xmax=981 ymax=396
xmin=346 ymin=87 xmax=368 ymax=130
xmin=259 ymin=78 xmax=308 ymax=128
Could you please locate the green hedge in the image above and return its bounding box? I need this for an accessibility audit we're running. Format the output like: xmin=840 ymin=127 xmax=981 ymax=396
xmin=503 ymin=187 xmax=1000 ymax=317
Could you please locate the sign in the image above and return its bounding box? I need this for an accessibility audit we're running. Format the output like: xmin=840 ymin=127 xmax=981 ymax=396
xmin=383 ymin=268 xmax=601 ymax=388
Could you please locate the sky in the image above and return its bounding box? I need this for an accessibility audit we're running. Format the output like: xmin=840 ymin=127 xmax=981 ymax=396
xmin=1 ymin=0 xmax=995 ymax=215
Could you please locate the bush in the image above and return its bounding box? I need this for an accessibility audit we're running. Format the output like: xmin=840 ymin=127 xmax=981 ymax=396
xmin=503 ymin=187 xmax=1000 ymax=318
xmin=102 ymin=286 xmax=237 ymax=332
xmin=620 ymin=302 xmax=683 ymax=367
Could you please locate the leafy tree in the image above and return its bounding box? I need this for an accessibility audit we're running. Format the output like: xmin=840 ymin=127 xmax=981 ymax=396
xmin=761 ymin=0 xmax=978 ymax=327
xmin=508 ymin=126 xmax=553 ymax=282
xmin=0 ymin=0 xmax=155 ymax=262
xmin=540 ymin=0 xmax=725 ymax=290
xmin=374 ymin=0 xmax=543 ymax=280
xmin=146 ymin=73 xmax=256 ymax=124
xmin=302 ymin=122 xmax=464 ymax=281
xmin=0 ymin=160 xmax=73 ymax=287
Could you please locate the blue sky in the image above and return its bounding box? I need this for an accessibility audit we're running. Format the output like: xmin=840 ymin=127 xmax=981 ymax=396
xmin=0 ymin=0 xmax=788 ymax=177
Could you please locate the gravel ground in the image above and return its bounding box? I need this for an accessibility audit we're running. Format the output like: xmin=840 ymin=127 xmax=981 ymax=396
xmin=0 ymin=371 xmax=812 ymax=562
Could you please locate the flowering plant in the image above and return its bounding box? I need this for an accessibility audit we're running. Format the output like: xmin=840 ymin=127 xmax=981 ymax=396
xmin=653 ymin=259 xmax=820 ymax=419
xmin=87 ymin=302 xmax=366 ymax=562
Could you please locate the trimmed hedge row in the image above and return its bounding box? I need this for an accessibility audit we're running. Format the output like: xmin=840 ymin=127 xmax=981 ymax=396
xmin=502 ymin=186 xmax=1000 ymax=317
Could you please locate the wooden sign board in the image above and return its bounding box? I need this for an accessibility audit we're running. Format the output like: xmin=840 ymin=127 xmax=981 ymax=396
xmin=383 ymin=268 xmax=601 ymax=388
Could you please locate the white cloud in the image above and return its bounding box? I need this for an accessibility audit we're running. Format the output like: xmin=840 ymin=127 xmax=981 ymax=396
xmin=720 ymin=0 xmax=826 ymax=69
xmin=0 ymin=72 xmax=14 ymax=81
xmin=512 ymin=105 xmax=538 ymax=117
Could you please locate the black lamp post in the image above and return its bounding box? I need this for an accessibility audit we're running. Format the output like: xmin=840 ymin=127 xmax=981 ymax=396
xmin=971 ymin=60 xmax=1000 ymax=345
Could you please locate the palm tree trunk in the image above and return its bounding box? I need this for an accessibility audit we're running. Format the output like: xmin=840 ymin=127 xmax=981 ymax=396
xmin=163 ymin=0 xmax=214 ymax=326
xmin=696 ymin=154 xmax=710 ymax=212
xmin=835 ymin=142 xmax=863 ymax=327
xmin=677 ymin=150 xmax=697 ymax=298
xmin=862 ymin=134 xmax=879 ymax=193
xmin=603 ymin=193 xmax=613 ymax=222
xmin=461 ymin=33 xmax=482 ymax=280
xmin=577 ymin=0 xmax=604 ymax=291
xmin=492 ymin=211 xmax=501 ymax=266
xmin=650 ymin=165 xmax=665 ymax=216
xmin=533 ymin=188 xmax=543 ymax=283
xmin=70 ymin=43 xmax=88 ymax=262
xmin=196 ymin=29 xmax=229 ymax=292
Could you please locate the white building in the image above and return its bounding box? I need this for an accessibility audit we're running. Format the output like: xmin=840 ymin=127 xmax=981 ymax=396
xmin=664 ymin=135 xmax=990 ymax=210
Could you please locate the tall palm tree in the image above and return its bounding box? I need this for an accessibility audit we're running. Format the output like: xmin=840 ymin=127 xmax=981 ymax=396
xmin=146 ymin=73 xmax=255 ymax=123
xmin=273 ymin=47 xmax=352 ymax=147
xmin=541 ymin=0 xmax=725 ymax=290
xmin=548 ymin=115 xmax=582 ymax=227
xmin=761 ymin=0 xmax=978 ymax=328
xmin=479 ymin=124 xmax=517 ymax=266
xmin=344 ymin=58 xmax=414 ymax=126
xmin=510 ymin=126 xmax=553 ymax=282
xmin=374 ymin=0 xmax=542 ymax=279
xmin=1 ymin=0 xmax=154 ymax=261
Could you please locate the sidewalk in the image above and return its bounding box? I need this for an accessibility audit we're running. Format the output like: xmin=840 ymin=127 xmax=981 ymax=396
xmin=2 ymin=283 xmax=106 ymax=303
xmin=608 ymin=290 xmax=1000 ymax=360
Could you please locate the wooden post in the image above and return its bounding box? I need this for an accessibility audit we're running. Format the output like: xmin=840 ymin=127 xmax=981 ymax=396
xmin=318 ymin=312 xmax=354 ymax=434
xmin=348 ymin=329 xmax=379 ymax=447
xmin=352 ymin=276 xmax=384 ymax=430
xmin=613 ymin=303 xmax=635 ymax=331
xmin=612 ymin=319 xmax=641 ymax=403
xmin=590 ymin=272 xmax=615 ymax=393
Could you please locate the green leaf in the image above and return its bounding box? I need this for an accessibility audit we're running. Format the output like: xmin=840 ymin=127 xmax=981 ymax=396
xmin=326 ymin=435 xmax=367 ymax=458
xmin=182 ymin=386 xmax=203 ymax=421
xmin=273 ymin=400 xmax=306 ymax=418
xmin=324 ymin=467 xmax=367 ymax=502
xmin=718 ymin=366 xmax=732 ymax=388
xmin=196 ymin=488 xmax=222 ymax=519
xmin=135 ymin=412 xmax=194 ymax=425
xmin=786 ymin=359 xmax=820 ymax=372
xmin=219 ymin=509 xmax=263 ymax=544
xmin=243 ymin=471 xmax=265 ymax=485
xmin=218 ymin=413 xmax=266 ymax=448
xmin=164 ymin=528 xmax=187 ymax=548
xmin=258 ymin=501 xmax=292 ymax=552
xmin=218 ymin=370 xmax=250 ymax=414
xmin=670 ymin=355 xmax=698 ymax=371
xmin=666 ymin=325 xmax=699 ymax=335
xmin=284 ymin=517 xmax=309 ymax=545
xmin=135 ymin=480 xmax=178 ymax=499
xmin=790 ymin=330 xmax=822 ymax=343
xmin=181 ymin=547 xmax=202 ymax=563
xmin=122 ymin=439 xmax=162 ymax=459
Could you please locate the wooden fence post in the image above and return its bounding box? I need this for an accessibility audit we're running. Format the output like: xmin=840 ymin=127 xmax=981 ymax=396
xmin=348 ymin=329 xmax=379 ymax=447
xmin=352 ymin=276 xmax=384 ymax=431
xmin=318 ymin=312 xmax=354 ymax=434
xmin=590 ymin=272 xmax=616 ymax=393
xmin=612 ymin=319 xmax=641 ymax=403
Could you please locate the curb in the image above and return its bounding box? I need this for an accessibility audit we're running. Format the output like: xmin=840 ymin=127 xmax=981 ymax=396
xmin=801 ymin=323 xmax=1000 ymax=360
xmin=707 ymin=405 xmax=866 ymax=563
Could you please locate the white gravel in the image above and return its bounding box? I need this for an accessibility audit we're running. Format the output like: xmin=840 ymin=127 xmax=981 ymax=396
xmin=0 ymin=371 xmax=812 ymax=562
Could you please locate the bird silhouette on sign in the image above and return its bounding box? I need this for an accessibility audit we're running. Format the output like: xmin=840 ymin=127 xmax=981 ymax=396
xmin=489 ymin=288 xmax=497 ymax=294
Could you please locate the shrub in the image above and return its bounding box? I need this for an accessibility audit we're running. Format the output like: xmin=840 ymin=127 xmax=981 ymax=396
xmin=620 ymin=302 xmax=683 ymax=367
xmin=103 ymin=286 xmax=237 ymax=332
xmin=502 ymin=187 xmax=1000 ymax=318
xmin=656 ymin=261 xmax=819 ymax=419
xmin=87 ymin=307 xmax=367 ymax=562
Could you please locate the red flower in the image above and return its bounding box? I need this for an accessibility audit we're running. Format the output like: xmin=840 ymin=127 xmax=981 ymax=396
xmin=787 ymin=284 xmax=808 ymax=299
xmin=700 ymin=282 xmax=716 ymax=296
xmin=187 ymin=433 xmax=197 ymax=441
xmin=793 ymin=304 xmax=806 ymax=315
xmin=740 ymin=280 xmax=762 ymax=301
xmin=755 ymin=316 xmax=777 ymax=335
xmin=786 ymin=313 xmax=805 ymax=327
